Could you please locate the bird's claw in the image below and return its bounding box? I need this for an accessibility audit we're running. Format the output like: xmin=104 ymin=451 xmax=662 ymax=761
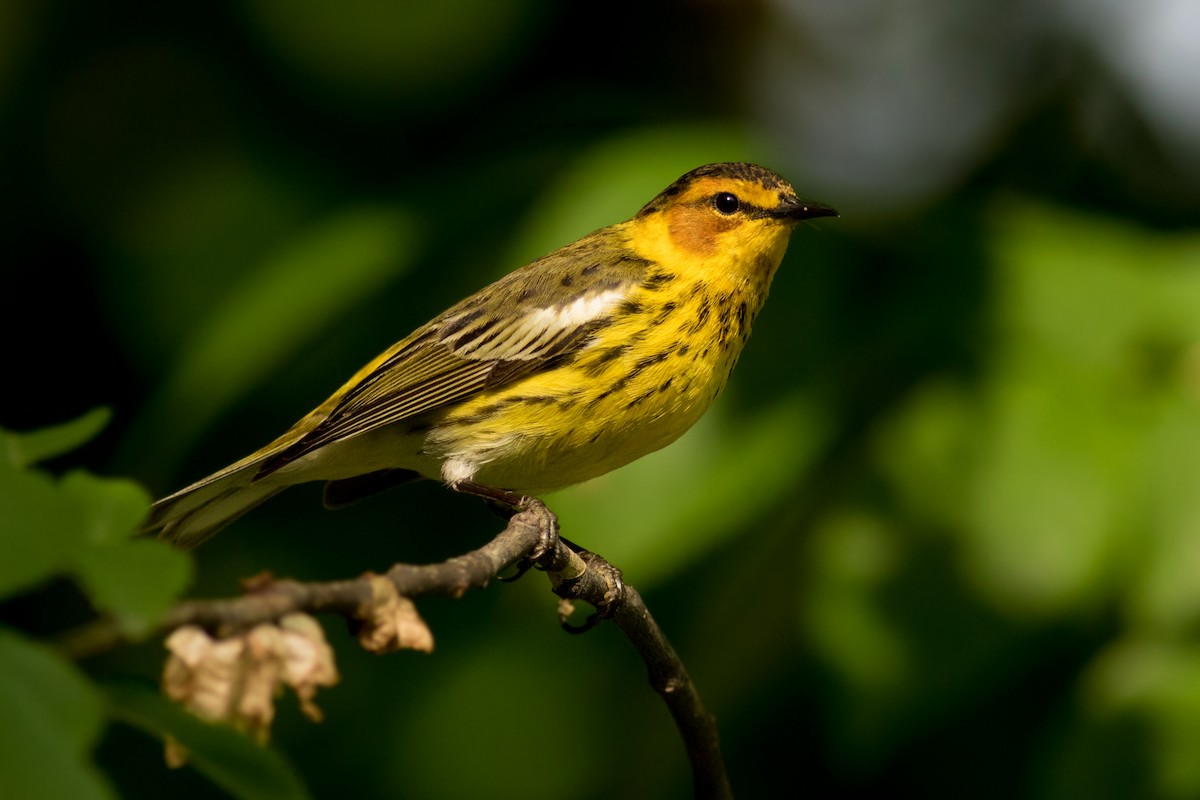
xmin=498 ymin=557 xmax=536 ymax=583
xmin=499 ymin=497 xmax=562 ymax=581
xmin=559 ymin=547 xmax=625 ymax=634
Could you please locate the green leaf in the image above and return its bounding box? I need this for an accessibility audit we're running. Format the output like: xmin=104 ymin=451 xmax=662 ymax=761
xmin=105 ymin=682 xmax=312 ymax=800
xmin=0 ymin=465 xmax=82 ymax=599
xmin=0 ymin=433 xmax=189 ymax=628
xmin=73 ymin=541 xmax=192 ymax=636
xmin=1 ymin=407 xmax=111 ymax=468
xmin=0 ymin=628 xmax=113 ymax=800
xmin=60 ymin=471 xmax=152 ymax=545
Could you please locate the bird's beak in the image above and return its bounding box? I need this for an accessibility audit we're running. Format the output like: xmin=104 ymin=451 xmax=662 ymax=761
xmin=768 ymin=197 xmax=839 ymax=222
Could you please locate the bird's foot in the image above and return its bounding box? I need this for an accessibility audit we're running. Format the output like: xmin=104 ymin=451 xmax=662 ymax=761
xmin=499 ymin=497 xmax=562 ymax=582
xmin=451 ymin=481 xmax=560 ymax=581
xmin=451 ymin=480 xmax=623 ymax=631
xmin=555 ymin=543 xmax=625 ymax=634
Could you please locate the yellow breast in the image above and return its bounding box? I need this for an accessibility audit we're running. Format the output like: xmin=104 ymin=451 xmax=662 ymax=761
xmin=428 ymin=259 xmax=776 ymax=492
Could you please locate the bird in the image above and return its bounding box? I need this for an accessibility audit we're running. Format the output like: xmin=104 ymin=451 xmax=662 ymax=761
xmin=147 ymin=162 xmax=836 ymax=549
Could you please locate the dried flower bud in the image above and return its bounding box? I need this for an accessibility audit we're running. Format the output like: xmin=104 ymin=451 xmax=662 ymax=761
xmin=357 ymin=575 xmax=434 ymax=655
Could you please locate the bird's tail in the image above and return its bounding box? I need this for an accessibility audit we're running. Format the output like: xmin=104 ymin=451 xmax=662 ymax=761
xmin=145 ymin=455 xmax=284 ymax=550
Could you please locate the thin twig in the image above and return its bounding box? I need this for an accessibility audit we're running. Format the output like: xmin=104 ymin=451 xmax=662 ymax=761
xmin=612 ymin=590 xmax=731 ymax=800
xmin=56 ymin=506 xmax=731 ymax=799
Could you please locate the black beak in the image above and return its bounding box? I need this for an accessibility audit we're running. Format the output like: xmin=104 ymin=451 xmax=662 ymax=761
xmin=770 ymin=196 xmax=838 ymax=222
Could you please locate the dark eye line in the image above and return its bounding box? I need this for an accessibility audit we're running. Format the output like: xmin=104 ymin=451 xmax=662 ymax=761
xmin=745 ymin=204 xmax=778 ymax=219
xmin=703 ymin=196 xmax=772 ymax=216
xmin=690 ymin=192 xmax=775 ymax=219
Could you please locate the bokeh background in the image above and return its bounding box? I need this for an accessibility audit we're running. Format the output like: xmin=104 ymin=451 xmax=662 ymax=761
xmin=4 ymin=0 xmax=1200 ymax=797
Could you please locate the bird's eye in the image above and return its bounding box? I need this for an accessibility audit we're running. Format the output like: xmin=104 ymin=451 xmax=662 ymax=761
xmin=713 ymin=192 xmax=741 ymax=215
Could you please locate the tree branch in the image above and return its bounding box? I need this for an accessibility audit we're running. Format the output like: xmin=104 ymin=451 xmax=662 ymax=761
xmin=58 ymin=506 xmax=731 ymax=799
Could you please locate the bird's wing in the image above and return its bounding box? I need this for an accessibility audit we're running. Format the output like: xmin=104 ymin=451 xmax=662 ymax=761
xmin=255 ymin=230 xmax=649 ymax=478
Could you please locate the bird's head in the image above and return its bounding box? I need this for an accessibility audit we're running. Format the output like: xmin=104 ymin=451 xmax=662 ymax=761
xmin=633 ymin=162 xmax=836 ymax=270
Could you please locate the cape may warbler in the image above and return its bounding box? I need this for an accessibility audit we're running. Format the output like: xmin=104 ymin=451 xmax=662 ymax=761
xmin=149 ymin=162 xmax=836 ymax=548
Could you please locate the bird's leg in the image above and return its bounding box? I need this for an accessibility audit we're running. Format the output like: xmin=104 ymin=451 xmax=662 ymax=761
xmin=451 ymin=481 xmax=626 ymax=627
xmin=451 ymin=481 xmax=561 ymax=577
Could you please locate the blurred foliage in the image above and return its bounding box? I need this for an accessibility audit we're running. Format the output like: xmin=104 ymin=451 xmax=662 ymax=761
xmin=3 ymin=0 xmax=1200 ymax=798
xmin=0 ymin=413 xmax=311 ymax=798
xmin=0 ymin=410 xmax=188 ymax=630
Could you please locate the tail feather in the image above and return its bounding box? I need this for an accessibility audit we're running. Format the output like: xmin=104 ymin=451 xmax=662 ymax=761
xmin=146 ymin=459 xmax=284 ymax=549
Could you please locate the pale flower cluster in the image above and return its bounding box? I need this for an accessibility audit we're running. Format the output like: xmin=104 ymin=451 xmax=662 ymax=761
xmin=162 ymin=614 xmax=339 ymax=766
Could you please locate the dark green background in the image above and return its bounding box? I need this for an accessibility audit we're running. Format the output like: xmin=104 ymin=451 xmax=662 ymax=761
xmin=4 ymin=1 xmax=1200 ymax=798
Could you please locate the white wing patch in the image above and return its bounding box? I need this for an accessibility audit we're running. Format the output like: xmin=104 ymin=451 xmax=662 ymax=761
xmin=527 ymin=289 xmax=627 ymax=329
xmin=443 ymin=288 xmax=627 ymax=361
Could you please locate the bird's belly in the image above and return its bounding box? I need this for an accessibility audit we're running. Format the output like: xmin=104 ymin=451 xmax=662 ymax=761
xmin=467 ymin=402 xmax=702 ymax=494
xmin=424 ymin=346 xmax=737 ymax=495
xmin=418 ymin=278 xmax=761 ymax=495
